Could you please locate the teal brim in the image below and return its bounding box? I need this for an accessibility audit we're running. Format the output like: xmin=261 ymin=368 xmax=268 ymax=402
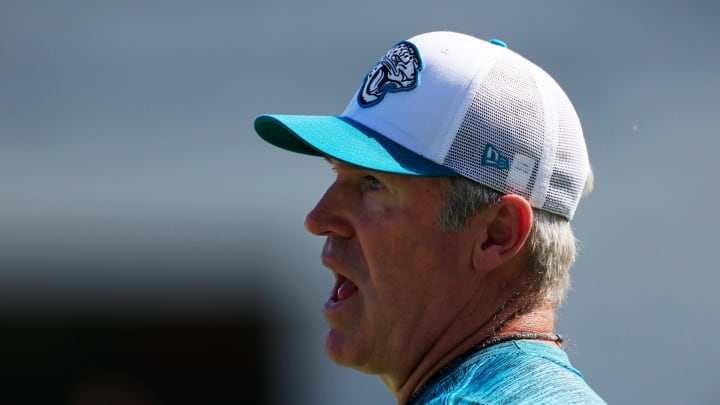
xmin=253 ymin=115 xmax=458 ymax=176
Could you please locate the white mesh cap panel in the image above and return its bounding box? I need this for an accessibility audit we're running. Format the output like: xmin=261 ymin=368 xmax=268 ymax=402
xmin=442 ymin=51 xmax=588 ymax=219
xmin=543 ymin=80 xmax=588 ymax=218
xmin=444 ymin=54 xmax=546 ymax=203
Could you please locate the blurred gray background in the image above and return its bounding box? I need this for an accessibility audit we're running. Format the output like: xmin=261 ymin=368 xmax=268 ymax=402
xmin=2 ymin=0 xmax=719 ymax=404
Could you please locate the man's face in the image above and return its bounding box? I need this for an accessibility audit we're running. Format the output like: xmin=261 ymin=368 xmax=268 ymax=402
xmin=304 ymin=159 xmax=476 ymax=376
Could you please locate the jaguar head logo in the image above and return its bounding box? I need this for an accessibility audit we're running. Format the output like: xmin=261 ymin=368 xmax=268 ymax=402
xmin=358 ymin=41 xmax=423 ymax=108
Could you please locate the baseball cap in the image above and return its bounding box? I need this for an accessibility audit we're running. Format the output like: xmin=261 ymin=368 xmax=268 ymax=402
xmin=254 ymin=31 xmax=590 ymax=219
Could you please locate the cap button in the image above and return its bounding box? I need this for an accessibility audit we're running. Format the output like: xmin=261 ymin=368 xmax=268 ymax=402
xmin=489 ymin=38 xmax=507 ymax=48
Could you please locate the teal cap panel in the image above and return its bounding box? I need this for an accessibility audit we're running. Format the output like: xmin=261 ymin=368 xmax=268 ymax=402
xmin=253 ymin=114 xmax=457 ymax=177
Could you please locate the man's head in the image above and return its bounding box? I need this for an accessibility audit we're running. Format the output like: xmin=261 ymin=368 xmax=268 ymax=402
xmin=303 ymin=158 xmax=538 ymax=381
xmin=253 ymin=31 xmax=592 ymax=386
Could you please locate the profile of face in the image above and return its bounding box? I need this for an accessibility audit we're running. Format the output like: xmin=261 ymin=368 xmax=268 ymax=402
xmin=303 ymin=159 xmax=475 ymax=376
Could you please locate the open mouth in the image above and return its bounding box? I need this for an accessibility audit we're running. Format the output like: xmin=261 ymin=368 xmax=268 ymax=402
xmin=331 ymin=275 xmax=359 ymax=303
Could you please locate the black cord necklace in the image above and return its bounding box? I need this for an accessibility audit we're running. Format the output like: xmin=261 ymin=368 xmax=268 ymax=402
xmin=407 ymin=332 xmax=563 ymax=404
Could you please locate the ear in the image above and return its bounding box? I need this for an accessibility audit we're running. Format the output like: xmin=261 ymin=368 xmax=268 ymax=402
xmin=471 ymin=194 xmax=533 ymax=273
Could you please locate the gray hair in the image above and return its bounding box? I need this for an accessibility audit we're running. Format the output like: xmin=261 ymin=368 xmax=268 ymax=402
xmin=439 ymin=176 xmax=582 ymax=307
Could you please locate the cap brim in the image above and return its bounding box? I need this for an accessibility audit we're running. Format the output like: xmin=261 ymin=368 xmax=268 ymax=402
xmin=253 ymin=115 xmax=457 ymax=176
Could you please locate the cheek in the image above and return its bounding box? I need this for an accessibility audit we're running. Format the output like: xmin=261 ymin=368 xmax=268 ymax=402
xmin=401 ymin=233 xmax=467 ymax=290
xmin=366 ymin=230 xmax=458 ymax=293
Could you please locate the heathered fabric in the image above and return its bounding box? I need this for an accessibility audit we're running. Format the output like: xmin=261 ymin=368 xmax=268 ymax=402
xmin=409 ymin=341 xmax=605 ymax=404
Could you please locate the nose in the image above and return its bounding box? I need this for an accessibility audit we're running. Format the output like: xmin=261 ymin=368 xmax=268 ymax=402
xmin=304 ymin=183 xmax=353 ymax=238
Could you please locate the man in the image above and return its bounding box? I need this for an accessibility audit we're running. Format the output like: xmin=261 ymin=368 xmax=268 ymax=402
xmin=254 ymin=31 xmax=605 ymax=404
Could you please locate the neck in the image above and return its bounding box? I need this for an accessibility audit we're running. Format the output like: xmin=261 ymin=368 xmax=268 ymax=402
xmin=394 ymin=299 xmax=558 ymax=405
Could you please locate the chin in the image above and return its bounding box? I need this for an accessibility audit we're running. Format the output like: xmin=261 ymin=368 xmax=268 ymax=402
xmin=325 ymin=328 xmax=363 ymax=368
xmin=325 ymin=329 xmax=350 ymax=363
xmin=325 ymin=329 xmax=383 ymax=376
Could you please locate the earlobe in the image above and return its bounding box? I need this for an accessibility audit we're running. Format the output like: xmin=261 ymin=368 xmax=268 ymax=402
xmin=471 ymin=195 xmax=533 ymax=273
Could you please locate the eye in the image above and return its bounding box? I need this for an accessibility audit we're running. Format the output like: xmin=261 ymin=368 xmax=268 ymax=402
xmin=365 ymin=175 xmax=382 ymax=191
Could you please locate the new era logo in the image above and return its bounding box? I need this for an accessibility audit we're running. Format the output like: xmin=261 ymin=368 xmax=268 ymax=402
xmin=481 ymin=144 xmax=509 ymax=170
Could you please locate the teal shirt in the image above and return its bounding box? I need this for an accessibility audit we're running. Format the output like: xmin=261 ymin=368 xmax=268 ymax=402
xmin=409 ymin=341 xmax=606 ymax=404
